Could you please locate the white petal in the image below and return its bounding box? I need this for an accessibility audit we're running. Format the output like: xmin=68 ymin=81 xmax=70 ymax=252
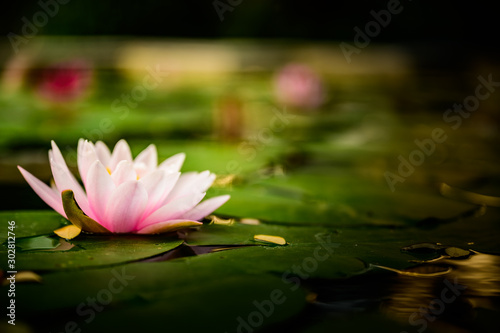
xmin=18 ymin=166 xmax=66 ymax=217
xmin=49 ymin=142 xmax=92 ymax=219
xmin=109 ymin=139 xmax=133 ymax=171
xmin=197 ymin=172 xmax=216 ymax=193
xmin=158 ymin=152 xmax=185 ymax=173
xmin=164 ymin=170 xmax=212 ymax=203
xmin=140 ymin=170 xmax=180 ymax=216
xmin=105 ymin=180 xmax=148 ymax=233
xmin=139 ymin=192 xmax=205 ymax=229
xmin=95 ymin=141 xmax=111 ymax=166
xmin=111 ymin=160 xmax=137 ymax=186
xmin=77 ymin=140 xmax=98 ymax=186
xmin=134 ymin=144 xmax=157 ymax=177
xmin=181 ymin=195 xmax=230 ymax=221
xmin=85 ymin=160 xmax=116 ymax=226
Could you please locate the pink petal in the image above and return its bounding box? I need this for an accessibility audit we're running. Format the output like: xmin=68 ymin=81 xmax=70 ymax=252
xmin=109 ymin=139 xmax=133 ymax=171
xmin=136 ymin=219 xmax=202 ymax=234
xmin=85 ymin=160 xmax=116 ymax=227
xmin=181 ymin=195 xmax=230 ymax=221
xmin=95 ymin=141 xmax=111 ymax=166
xmin=134 ymin=144 xmax=157 ymax=177
xmin=77 ymin=140 xmax=98 ymax=186
xmin=18 ymin=166 xmax=66 ymax=217
xmin=138 ymin=192 xmax=205 ymax=230
xmin=164 ymin=171 xmax=212 ymax=203
xmin=105 ymin=180 xmax=148 ymax=233
xmin=49 ymin=143 xmax=92 ymax=219
xmin=139 ymin=170 xmax=180 ymax=216
xmin=159 ymin=152 xmax=185 ymax=173
xmin=111 ymin=160 xmax=137 ymax=186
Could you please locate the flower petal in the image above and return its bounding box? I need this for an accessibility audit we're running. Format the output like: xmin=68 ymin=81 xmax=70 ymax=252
xmin=77 ymin=139 xmax=98 ymax=186
xmin=181 ymin=195 xmax=230 ymax=221
xmin=49 ymin=142 xmax=92 ymax=219
xmin=85 ymin=160 xmax=115 ymax=227
xmin=111 ymin=160 xmax=137 ymax=186
xmin=61 ymin=190 xmax=111 ymax=234
xmin=138 ymin=192 xmax=205 ymax=229
xmin=105 ymin=180 xmax=148 ymax=233
xmin=158 ymin=152 xmax=185 ymax=173
xmin=17 ymin=166 xmax=66 ymax=217
xmin=139 ymin=170 xmax=180 ymax=216
xmin=164 ymin=170 xmax=213 ymax=203
xmin=136 ymin=220 xmax=202 ymax=234
xmin=134 ymin=144 xmax=157 ymax=177
xmin=108 ymin=139 xmax=133 ymax=171
xmin=95 ymin=141 xmax=111 ymax=166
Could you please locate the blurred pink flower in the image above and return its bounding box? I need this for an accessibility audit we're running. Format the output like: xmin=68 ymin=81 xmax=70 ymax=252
xmin=18 ymin=139 xmax=230 ymax=235
xmin=35 ymin=60 xmax=92 ymax=103
xmin=274 ymin=63 xmax=325 ymax=109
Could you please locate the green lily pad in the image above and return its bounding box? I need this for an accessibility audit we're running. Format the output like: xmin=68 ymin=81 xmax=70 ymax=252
xmin=0 ymin=211 xmax=67 ymax=241
xmin=0 ymin=211 xmax=184 ymax=271
xmin=2 ymin=234 xmax=183 ymax=271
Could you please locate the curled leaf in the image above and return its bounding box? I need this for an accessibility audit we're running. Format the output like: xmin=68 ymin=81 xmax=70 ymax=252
xmin=209 ymin=215 xmax=235 ymax=225
xmin=62 ymin=190 xmax=111 ymax=234
xmin=440 ymin=183 xmax=500 ymax=207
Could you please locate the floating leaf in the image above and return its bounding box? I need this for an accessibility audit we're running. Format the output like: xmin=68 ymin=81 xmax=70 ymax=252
xmin=240 ymin=218 xmax=261 ymax=225
xmin=444 ymin=246 xmax=471 ymax=258
xmin=208 ymin=215 xmax=235 ymax=225
xmin=254 ymin=234 xmax=287 ymax=245
xmin=54 ymin=225 xmax=81 ymax=240
xmin=13 ymin=271 xmax=42 ymax=284
xmin=15 ymin=235 xmax=60 ymax=251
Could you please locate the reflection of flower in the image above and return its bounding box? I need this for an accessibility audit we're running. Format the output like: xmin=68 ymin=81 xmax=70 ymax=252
xmin=274 ymin=63 xmax=325 ymax=109
xmin=34 ymin=60 xmax=92 ymax=103
xmin=18 ymin=139 xmax=230 ymax=235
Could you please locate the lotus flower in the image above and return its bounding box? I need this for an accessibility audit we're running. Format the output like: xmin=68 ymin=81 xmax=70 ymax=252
xmin=18 ymin=139 xmax=230 ymax=236
xmin=35 ymin=60 xmax=92 ymax=103
xmin=274 ymin=63 xmax=325 ymax=109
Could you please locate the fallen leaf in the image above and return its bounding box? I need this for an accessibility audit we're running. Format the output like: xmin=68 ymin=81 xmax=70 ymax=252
xmin=54 ymin=225 xmax=82 ymax=240
xmin=253 ymin=234 xmax=287 ymax=245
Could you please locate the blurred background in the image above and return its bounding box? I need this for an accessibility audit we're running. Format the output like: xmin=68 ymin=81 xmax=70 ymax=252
xmin=0 ymin=0 xmax=499 ymax=211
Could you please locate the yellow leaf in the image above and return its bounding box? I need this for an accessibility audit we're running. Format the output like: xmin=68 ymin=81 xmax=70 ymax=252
xmin=253 ymin=234 xmax=287 ymax=245
xmin=2 ymin=271 xmax=42 ymax=285
xmin=54 ymin=225 xmax=82 ymax=240
xmin=240 ymin=218 xmax=260 ymax=225
xmin=209 ymin=215 xmax=235 ymax=225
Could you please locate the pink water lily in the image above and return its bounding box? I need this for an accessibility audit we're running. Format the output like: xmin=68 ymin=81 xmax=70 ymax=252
xmin=18 ymin=139 xmax=230 ymax=235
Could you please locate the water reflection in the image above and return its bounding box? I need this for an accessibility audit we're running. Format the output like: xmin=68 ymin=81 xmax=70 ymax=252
xmin=311 ymin=252 xmax=500 ymax=332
